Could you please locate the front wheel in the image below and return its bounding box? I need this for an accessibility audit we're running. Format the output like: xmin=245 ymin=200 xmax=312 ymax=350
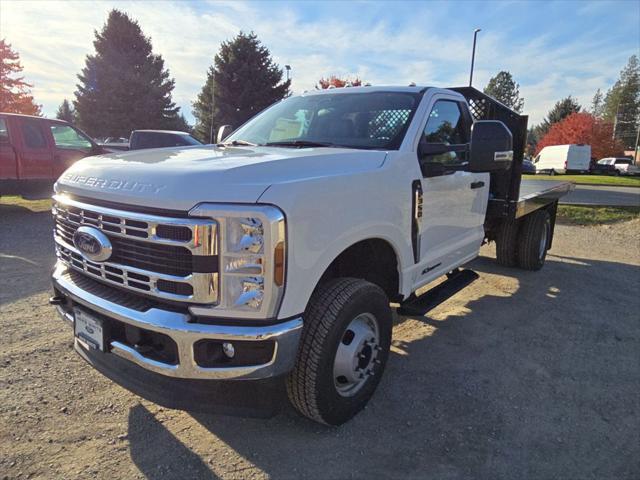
xmin=286 ymin=278 xmax=392 ymax=425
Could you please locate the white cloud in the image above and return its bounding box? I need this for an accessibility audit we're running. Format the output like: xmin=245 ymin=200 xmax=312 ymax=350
xmin=1 ymin=0 xmax=635 ymax=126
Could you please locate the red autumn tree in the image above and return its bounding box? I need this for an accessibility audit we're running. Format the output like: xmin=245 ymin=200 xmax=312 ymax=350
xmin=0 ymin=39 xmax=41 ymax=115
xmin=535 ymin=112 xmax=624 ymax=159
xmin=317 ymin=75 xmax=363 ymax=89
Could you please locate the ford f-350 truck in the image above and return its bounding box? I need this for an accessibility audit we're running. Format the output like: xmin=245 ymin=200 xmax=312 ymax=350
xmin=50 ymin=86 xmax=572 ymax=425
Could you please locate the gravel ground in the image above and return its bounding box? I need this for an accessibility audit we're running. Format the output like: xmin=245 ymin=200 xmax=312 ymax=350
xmin=1 ymin=203 xmax=639 ymax=480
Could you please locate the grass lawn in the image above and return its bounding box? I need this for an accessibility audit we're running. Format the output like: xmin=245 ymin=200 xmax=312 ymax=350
xmin=557 ymin=205 xmax=640 ymax=225
xmin=528 ymin=174 xmax=640 ymax=187
xmin=0 ymin=195 xmax=52 ymax=212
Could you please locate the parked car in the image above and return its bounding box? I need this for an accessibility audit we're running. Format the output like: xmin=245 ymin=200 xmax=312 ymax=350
xmin=0 ymin=113 xmax=107 ymax=196
xmin=97 ymin=130 xmax=203 ymax=151
xmin=596 ymin=157 xmax=640 ymax=176
xmin=522 ymin=158 xmax=536 ymax=174
xmin=590 ymin=158 xmax=617 ymax=175
xmin=49 ymin=85 xmax=573 ymax=425
xmin=533 ymin=144 xmax=591 ymax=175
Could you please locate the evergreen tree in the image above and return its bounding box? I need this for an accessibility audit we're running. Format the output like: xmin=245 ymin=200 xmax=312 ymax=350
xmin=173 ymin=113 xmax=192 ymax=133
xmin=483 ymin=71 xmax=524 ymax=112
xmin=591 ymin=89 xmax=604 ymax=117
xmin=74 ymin=10 xmax=182 ymax=137
xmin=192 ymin=32 xmax=291 ymax=142
xmin=0 ymin=39 xmax=41 ymax=115
xmin=56 ymin=99 xmax=76 ymax=123
xmin=537 ymin=96 xmax=581 ymax=136
xmin=602 ymin=55 xmax=640 ymax=149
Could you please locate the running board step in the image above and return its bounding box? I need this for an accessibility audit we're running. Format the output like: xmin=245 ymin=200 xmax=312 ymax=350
xmin=397 ymin=268 xmax=479 ymax=316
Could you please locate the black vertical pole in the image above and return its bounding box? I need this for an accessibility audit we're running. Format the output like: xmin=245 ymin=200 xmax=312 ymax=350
xmin=469 ymin=29 xmax=481 ymax=87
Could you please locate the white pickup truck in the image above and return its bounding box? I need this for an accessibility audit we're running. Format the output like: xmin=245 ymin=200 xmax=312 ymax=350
xmin=50 ymin=86 xmax=572 ymax=425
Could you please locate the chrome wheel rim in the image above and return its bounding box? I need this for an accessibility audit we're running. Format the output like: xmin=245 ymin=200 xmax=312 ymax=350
xmin=333 ymin=313 xmax=380 ymax=397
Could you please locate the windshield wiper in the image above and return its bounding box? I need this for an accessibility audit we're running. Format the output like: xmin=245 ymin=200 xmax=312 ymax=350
xmin=264 ymin=140 xmax=345 ymax=148
xmin=218 ymin=139 xmax=257 ymax=147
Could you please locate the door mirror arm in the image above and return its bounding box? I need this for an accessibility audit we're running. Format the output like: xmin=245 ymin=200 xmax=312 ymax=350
xmin=216 ymin=125 xmax=233 ymax=144
xmin=418 ymin=138 xmax=463 ymax=177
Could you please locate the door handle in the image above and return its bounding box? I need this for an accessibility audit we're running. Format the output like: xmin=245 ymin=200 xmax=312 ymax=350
xmin=470 ymin=181 xmax=485 ymax=189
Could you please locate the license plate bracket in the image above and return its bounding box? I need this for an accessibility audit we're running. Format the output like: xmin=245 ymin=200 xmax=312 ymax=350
xmin=74 ymin=307 xmax=105 ymax=351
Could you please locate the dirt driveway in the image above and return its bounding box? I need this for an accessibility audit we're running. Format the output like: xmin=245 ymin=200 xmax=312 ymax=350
xmin=1 ymin=202 xmax=639 ymax=480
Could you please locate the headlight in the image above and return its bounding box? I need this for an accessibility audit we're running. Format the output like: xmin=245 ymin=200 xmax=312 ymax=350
xmin=188 ymin=204 xmax=286 ymax=320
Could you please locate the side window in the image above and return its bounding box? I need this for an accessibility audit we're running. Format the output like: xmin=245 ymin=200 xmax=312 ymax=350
xmin=50 ymin=124 xmax=92 ymax=150
xmin=0 ymin=119 xmax=9 ymax=143
xmin=21 ymin=122 xmax=48 ymax=149
xmin=422 ymin=100 xmax=470 ymax=166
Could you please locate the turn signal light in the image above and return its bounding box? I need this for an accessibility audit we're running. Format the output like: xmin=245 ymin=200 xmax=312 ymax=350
xmin=274 ymin=241 xmax=285 ymax=286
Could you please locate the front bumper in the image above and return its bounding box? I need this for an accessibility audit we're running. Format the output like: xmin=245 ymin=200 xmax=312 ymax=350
xmin=52 ymin=264 xmax=303 ymax=381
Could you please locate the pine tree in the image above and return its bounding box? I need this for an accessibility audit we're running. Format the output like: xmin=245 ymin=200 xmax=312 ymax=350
xmin=56 ymin=99 xmax=76 ymax=123
xmin=537 ymin=96 xmax=581 ymax=136
xmin=483 ymin=71 xmax=524 ymax=113
xmin=173 ymin=113 xmax=192 ymax=134
xmin=602 ymin=55 xmax=640 ymax=149
xmin=0 ymin=39 xmax=41 ymax=115
xmin=74 ymin=10 xmax=183 ymax=137
xmin=591 ymin=89 xmax=604 ymax=117
xmin=192 ymin=32 xmax=290 ymax=142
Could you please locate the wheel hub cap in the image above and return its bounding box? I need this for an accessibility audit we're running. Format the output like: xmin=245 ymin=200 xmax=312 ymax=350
xmin=333 ymin=313 xmax=380 ymax=397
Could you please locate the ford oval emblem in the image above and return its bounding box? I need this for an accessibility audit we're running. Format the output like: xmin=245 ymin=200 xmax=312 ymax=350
xmin=72 ymin=226 xmax=112 ymax=262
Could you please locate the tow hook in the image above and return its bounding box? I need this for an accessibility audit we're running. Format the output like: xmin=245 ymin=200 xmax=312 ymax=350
xmin=49 ymin=295 xmax=65 ymax=306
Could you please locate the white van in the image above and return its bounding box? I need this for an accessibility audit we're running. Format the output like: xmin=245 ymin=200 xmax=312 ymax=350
xmin=534 ymin=144 xmax=591 ymax=175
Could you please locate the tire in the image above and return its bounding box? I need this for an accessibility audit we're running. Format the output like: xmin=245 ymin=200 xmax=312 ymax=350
xmin=286 ymin=278 xmax=392 ymax=425
xmin=517 ymin=209 xmax=551 ymax=271
xmin=495 ymin=220 xmax=520 ymax=267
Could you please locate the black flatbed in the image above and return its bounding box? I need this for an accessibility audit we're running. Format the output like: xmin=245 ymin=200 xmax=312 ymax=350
xmin=516 ymin=179 xmax=574 ymax=218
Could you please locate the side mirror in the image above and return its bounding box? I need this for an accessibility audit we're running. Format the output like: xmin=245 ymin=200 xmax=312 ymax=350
xmin=418 ymin=139 xmax=453 ymax=177
xmin=418 ymin=138 xmax=450 ymax=157
xmin=216 ymin=125 xmax=232 ymax=144
xmin=469 ymin=120 xmax=513 ymax=172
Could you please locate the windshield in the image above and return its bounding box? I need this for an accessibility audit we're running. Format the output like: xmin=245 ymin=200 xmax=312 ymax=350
xmin=225 ymin=91 xmax=422 ymax=150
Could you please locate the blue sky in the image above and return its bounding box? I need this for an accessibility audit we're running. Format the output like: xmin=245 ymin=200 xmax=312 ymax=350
xmin=2 ymin=0 xmax=638 ymax=125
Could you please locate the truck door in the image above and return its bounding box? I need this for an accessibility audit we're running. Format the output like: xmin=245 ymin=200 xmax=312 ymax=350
xmin=48 ymin=123 xmax=95 ymax=177
xmin=15 ymin=117 xmax=53 ymax=179
xmin=414 ymin=97 xmax=489 ymax=284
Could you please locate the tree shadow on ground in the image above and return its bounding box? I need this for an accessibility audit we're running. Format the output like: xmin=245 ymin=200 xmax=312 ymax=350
xmin=125 ymin=254 xmax=639 ymax=479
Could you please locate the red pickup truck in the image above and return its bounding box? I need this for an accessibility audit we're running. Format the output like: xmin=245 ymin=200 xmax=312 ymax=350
xmin=0 ymin=113 xmax=106 ymax=197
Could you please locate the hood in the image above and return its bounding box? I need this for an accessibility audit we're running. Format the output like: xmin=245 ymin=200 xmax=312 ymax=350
xmin=56 ymin=145 xmax=388 ymax=211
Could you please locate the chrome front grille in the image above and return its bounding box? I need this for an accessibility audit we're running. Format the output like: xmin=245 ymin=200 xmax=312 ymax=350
xmin=53 ymin=195 xmax=219 ymax=304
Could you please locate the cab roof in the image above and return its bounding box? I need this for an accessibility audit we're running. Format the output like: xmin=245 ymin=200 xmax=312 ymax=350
xmin=299 ymin=85 xmax=432 ymax=96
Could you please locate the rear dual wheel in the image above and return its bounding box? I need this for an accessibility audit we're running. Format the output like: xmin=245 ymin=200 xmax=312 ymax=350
xmin=286 ymin=278 xmax=392 ymax=425
xmin=517 ymin=209 xmax=551 ymax=271
xmin=495 ymin=209 xmax=551 ymax=271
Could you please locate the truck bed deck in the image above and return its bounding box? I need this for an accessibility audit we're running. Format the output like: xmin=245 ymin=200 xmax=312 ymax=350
xmin=516 ymin=179 xmax=574 ymax=218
